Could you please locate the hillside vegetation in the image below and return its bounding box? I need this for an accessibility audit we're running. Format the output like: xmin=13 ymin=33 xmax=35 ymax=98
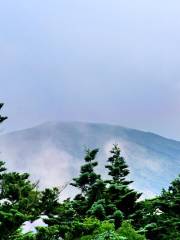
xmin=1 ymin=120 xmax=180 ymax=199
xmin=0 ymin=104 xmax=179 ymax=240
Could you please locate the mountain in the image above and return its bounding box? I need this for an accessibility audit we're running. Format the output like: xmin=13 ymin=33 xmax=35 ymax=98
xmin=0 ymin=121 xmax=180 ymax=199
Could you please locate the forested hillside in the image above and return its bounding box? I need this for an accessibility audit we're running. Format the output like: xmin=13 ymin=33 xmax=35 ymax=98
xmin=1 ymin=121 xmax=180 ymax=199
xmin=0 ymin=105 xmax=179 ymax=240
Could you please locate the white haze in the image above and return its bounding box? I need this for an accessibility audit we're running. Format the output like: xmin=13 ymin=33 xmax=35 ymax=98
xmin=0 ymin=142 xmax=80 ymax=199
xmin=0 ymin=137 xmax=164 ymax=199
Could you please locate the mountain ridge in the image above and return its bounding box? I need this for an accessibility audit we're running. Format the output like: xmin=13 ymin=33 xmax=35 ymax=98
xmin=0 ymin=121 xmax=179 ymax=199
xmin=2 ymin=120 xmax=180 ymax=143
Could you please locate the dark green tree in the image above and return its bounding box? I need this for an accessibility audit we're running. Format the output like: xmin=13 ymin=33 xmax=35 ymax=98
xmin=134 ymin=174 xmax=180 ymax=240
xmin=0 ymin=162 xmax=42 ymax=239
xmin=16 ymin=145 xmax=147 ymax=240
xmin=71 ymin=148 xmax=100 ymax=195
xmin=0 ymin=105 xmax=39 ymax=238
xmin=71 ymin=148 xmax=106 ymax=218
xmin=0 ymin=104 xmax=60 ymax=239
xmin=105 ymin=144 xmax=141 ymax=225
xmin=38 ymin=149 xmax=107 ymax=239
xmin=105 ymin=144 xmax=132 ymax=185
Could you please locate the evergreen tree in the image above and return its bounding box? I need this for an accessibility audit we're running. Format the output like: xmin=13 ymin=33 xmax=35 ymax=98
xmin=42 ymin=198 xmax=76 ymax=239
xmin=15 ymin=145 xmax=147 ymax=240
xmin=0 ymin=104 xmax=60 ymax=239
xmin=71 ymin=148 xmax=106 ymax=218
xmin=38 ymin=149 xmax=107 ymax=239
xmin=154 ymin=174 xmax=180 ymax=239
xmin=134 ymin=174 xmax=180 ymax=240
xmin=0 ymin=161 xmax=43 ymax=239
xmin=36 ymin=149 xmax=105 ymax=240
xmin=105 ymin=144 xmax=132 ymax=185
xmin=105 ymin=145 xmax=141 ymax=223
xmin=0 ymin=106 xmax=40 ymax=238
xmin=71 ymin=148 xmax=100 ymax=196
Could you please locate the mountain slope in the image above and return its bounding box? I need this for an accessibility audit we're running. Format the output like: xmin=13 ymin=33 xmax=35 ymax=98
xmin=0 ymin=121 xmax=179 ymax=198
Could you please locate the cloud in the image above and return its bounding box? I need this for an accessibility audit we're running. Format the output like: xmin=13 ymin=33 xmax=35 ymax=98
xmin=0 ymin=140 xmax=81 ymax=199
xmin=29 ymin=147 xmax=72 ymax=188
xmin=0 ymin=133 xmax=174 ymax=200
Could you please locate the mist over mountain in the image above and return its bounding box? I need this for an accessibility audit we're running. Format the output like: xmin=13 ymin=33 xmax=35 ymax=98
xmin=0 ymin=121 xmax=179 ymax=199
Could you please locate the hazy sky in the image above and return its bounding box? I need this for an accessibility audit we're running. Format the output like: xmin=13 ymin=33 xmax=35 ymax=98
xmin=1 ymin=0 xmax=180 ymax=140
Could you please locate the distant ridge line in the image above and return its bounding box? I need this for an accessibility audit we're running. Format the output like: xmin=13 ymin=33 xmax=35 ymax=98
xmin=1 ymin=120 xmax=180 ymax=143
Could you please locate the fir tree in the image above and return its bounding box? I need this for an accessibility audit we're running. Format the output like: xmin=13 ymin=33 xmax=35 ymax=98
xmin=105 ymin=144 xmax=141 ymax=222
xmin=40 ymin=149 xmax=106 ymax=239
xmin=150 ymin=175 xmax=180 ymax=239
xmin=134 ymin=174 xmax=180 ymax=240
xmin=0 ymin=104 xmax=60 ymax=239
xmin=71 ymin=148 xmax=106 ymax=217
xmin=0 ymin=162 xmax=43 ymax=239
xmin=0 ymin=107 xmax=40 ymax=238
xmin=71 ymin=148 xmax=100 ymax=195
xmin=105 ymin=144 xmax=133 ymax=185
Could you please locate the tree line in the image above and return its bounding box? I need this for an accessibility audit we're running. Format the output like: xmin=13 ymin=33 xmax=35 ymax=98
xmin=0 ymin=104 xmax=179 ymax=240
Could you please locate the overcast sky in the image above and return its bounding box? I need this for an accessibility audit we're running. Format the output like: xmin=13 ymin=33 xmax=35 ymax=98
xmin=1 ymin=0 xmax=180 ymax=140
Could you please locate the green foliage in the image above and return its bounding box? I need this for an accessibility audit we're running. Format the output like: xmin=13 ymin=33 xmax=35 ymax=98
xmin=71 ymin=148 xmax=106 ymax=218
xmin=9 ymin=230 xmax=35 ymax=240
xmin=80 ymin=220 xmax=146 ymax=240
xmin=113 ymin=210 xmax=124 ymax=229
xmin=105 ymin=145 xmax=131 ymax=184
xmin=33 ymin=145 xmax=144 ymax=239
xmin=105 ymin=145 xmax=141 ymax=219
xmin=0 ymin=105 xmax=61 ymax=239
xmin=40 ymin=188 xmax=59 ymax=215
xmin=93 ymin=230 xmax=123 ymax=240
xmin=0 ymin=107 xmax=178 ymax=240
xmin=133 ymin=175 xmax=180 ymax=239
xmin=71 ymin=149 xmax=100 ymax=195
xmin=88 ymin=200 xmax=106 ymax=220
xmin=44 ymin=199 xmax=76 ymax=239
xmin=0 ymin=162 xmax=41 ymax=239
xmin=117 ymin=221 xmax=146 ymax=240
xmin=79 ymin=219 xmax=117 ymax=240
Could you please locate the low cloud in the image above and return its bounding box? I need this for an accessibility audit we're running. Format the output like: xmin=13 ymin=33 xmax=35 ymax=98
xmin=0 ymin=140 xmax=81 ymax=199
xmin=29 ymin=147 xmax=72 ymax=188
xmin=0 ymin=135 xmax=173 ymax=200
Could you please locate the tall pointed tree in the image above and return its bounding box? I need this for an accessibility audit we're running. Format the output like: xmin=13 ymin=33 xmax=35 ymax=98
xmin=40 ymin=149 xmax=107 ymax=240
xmin=71 ymin=148 xmax=100 ymax=195
xmin=105 ymin=144 xmax=133 ymax=185
xmin=71 ymin=148 xmax=106 ymax=217
xmin=105 ymin=144 xmax=141 ymax=221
